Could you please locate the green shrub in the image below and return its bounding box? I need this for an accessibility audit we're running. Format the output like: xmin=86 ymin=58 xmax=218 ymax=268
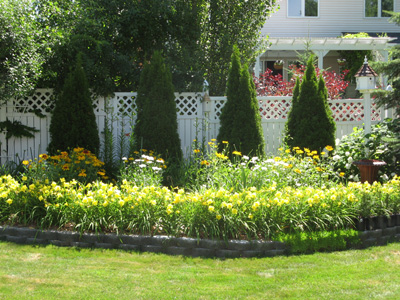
xmin=217 ymin=46 xmax=265 ymax=157
xmin=285 ymin=56 xmax=336 ymax=152
xmin=133 ymin=51 xmax=182 ymax=167
xmin=48 ymin=53 xmax=100 ymax=154
xmin=332 ymin=119 xmax=399 ymax=182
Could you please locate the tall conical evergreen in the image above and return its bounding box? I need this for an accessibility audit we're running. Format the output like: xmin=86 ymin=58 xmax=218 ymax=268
xmin=133 ymin=51 xmax=182 ymax=164
xmin=48 ymin=54 xmax=99 ymax=154
xmin=217 ymin=46 xmax=265 ymax=157
xmin=285 ymin=56 xmax=336 ymax=151
xmin=217 ymin=45 xmax=241 ymax=151
xmin=284 ymin=76 xmax=301 ymax=146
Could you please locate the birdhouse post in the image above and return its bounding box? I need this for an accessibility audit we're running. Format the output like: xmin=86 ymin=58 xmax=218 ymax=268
xmin=354 ymin=57 xmax=378 ymax=134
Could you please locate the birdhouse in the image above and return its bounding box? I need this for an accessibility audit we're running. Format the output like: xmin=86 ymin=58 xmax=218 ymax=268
xmin=355 ymin=57 xmax=378 ymax=91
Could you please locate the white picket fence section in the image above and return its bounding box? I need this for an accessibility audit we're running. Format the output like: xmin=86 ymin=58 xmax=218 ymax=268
xmin=0 ymin=89 xmax=393 ymax=164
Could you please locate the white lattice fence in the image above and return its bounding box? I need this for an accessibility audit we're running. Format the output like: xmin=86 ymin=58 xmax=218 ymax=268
xmin=0 ymin=90 xmax=391 ymax=164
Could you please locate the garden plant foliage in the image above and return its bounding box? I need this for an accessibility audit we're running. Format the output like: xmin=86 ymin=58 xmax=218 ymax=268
xmin=133 ymin=51 xmax=183 ymax=165
xmin=217 ymin=46 xmax=265 ymax=157
xmin=1 ymin=141 xmax=399 ymax=242
xmin=285 ymin=57 xmax=336 ymax=151
xmin=47 ymin=54 xmax=100 ymax=154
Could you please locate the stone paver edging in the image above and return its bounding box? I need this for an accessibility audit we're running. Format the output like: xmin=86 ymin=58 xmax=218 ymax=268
xmin=1 ymin=225 xmax=400 ymax=258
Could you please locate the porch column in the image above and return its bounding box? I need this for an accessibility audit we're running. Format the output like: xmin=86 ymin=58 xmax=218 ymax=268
xmin=314 ymin=50 xmax=328 ymax=69
xmin=377 ymin=50 xmax=389 ymax=88
xmin=254 ymin=55 xmax=261 ymax=77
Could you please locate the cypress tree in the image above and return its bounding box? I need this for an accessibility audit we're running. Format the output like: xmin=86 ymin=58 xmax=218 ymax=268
xmin=284 ymin=56 xmax=336 ymax=151
xmin=217 ymin=45 xmax=265 ymax=157
xmin=217 ymin=45 xmax=241 ymax=151
xmin=133 ymin=51 xmax=182 ymax=164
xmin=47 ymin=54 xmax=100 ymax=154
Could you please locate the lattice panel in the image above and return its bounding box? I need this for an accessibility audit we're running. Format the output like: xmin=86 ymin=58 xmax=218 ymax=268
xmin=328 ymin=102 xmax=381 ymax=122
xmin=259 ymin=99 xmax=291 ymax=120
xmin=117 ymin=95 xmax=136 ymax=117
xmin=175 ymin=95 xmax=198 ymax=116
xmin=13 ymin=90 xmax=54 ymax=113
xmin=213 ymin=100 xmax=226 ymax=120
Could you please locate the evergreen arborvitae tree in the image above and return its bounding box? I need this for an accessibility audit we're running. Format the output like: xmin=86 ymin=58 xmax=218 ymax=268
xmin=284 ymin=57 xmax=336 ymax=151
xmin=217 ymin=46 xmax=265 ymax=157
xmin=48 ymin=54 xmax=100 ymax=154
xmin=217 ymin=45 xmax=241 ymax=151
xmin=133 ymin=51 xmax=182 ymax=164
xmin=284 ymin=76 xmax=301 ymax=146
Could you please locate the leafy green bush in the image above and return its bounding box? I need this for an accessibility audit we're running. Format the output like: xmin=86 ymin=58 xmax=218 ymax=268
xmin=48 ymin=54 xmax=100 ymax=154
xmin=332 ymin=119 xmax=399 ymax=182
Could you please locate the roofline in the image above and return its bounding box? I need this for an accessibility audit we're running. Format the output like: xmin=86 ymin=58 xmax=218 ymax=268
xmin=266 ymin=37 xmax=396 ymax=51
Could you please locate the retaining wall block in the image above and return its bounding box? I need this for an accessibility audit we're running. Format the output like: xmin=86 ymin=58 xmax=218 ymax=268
xmin=57 ymin=231 xmax=81 ymax=243
xmin=198 ymin=239 xmax=225 ymax=250
xmin=273 ymin=241 xmax=287 ymax=250
xmin=227 ymin=240 xmax=251 ymax=251
xmin=175 ymin=237 xmax=199 ymax=249
xmin=119 ymin=235 xmax=147 ymax=245
xmin=241 ymin=250 xmax=263 ymax=258
xmin=50 ymin=240 xmax=71 ymax=247
xmin=150 ymin=235 xmax=174 ymax=247
xmin=250 ymin=240 xmax=276 ymax=251
xmin=265 ymin=249 xmax=287 ymax=257
xmin=165 ymin=246 xmax=192 ymax=256
xmin=118 ymin=244 xmax=141 ymax=252
xmin=359 ymin=231 xmax=371 ymax=242
xmin=0 ymin=235 xmax=7 ymax=241
xmin=80 ymin=233 xmax=104 ymax=244
xmin=142 ymin=245 xmax=164 ymax=254
xmin=377 ymin=235 xmax=391 ymax=246
xmin=25 ymin=238 xmax=47 ymax=245
xmin=103 ymin=234 xmax=123 ymax=245
xmin=394 ymin=234 xmax=400 ymax=242
xmin=369 ymin=229 xmax=383 ymax=239
xmin=382 ymin=227 xmax=397 ymax=237
xmin=191 ymin=248 xmax=216 ymax=258
xmin=396 ymin=226 xmax=400 ymax=234
xmin=215 ymin=249 xmax=241 ymax=259
xmin=71 ymin=242 xmax=92 ymax=248
xmin=94 ymin=242 xmax=115 ymax=249
xmin=362 ymin=238 xmax=377 ymax=248
xmin=36 ymin=230 xmax=59 ymax=241
xmin=6 ymin=236 xmax=27 ymax=244
xmin=15 ymin=227 xmax=37 ymax=238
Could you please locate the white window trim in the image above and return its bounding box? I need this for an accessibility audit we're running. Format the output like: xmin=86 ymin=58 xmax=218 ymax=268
xmin=287 ymin=0 xmax=319 ymax=18
xmin=365 ymin=0 xmax=395 ymax=18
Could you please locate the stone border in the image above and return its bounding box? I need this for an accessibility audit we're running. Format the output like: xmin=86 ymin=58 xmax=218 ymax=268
xmin=1 ymin=225 xmax=400 ymax=258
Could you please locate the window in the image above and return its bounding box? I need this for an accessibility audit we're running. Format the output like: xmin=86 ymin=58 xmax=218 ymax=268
xmin=365 ymin=0 xmax=394 ymax=17
xmin=288 ymin=0 xmax=318 ymax=17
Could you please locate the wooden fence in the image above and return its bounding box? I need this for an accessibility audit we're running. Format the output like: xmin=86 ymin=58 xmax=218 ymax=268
xmin=0 ymin=89 xmax=392 ymax=164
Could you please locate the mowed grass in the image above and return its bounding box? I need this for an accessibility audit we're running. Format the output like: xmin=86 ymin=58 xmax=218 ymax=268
xmin=0 ymin=241 xmax=399 ymax=300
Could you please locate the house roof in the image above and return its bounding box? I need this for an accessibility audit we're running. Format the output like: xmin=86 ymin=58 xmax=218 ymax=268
xmin=266 ymin=37 xmax=396 ymax=51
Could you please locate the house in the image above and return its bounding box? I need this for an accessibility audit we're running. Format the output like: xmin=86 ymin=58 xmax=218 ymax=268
xmin=255 ymin=0 xmax=400 ymax=88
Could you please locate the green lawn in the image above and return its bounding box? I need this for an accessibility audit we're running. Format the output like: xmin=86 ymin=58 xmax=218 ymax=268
xmin=1 ymin=241 xmax=399 ymax=299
